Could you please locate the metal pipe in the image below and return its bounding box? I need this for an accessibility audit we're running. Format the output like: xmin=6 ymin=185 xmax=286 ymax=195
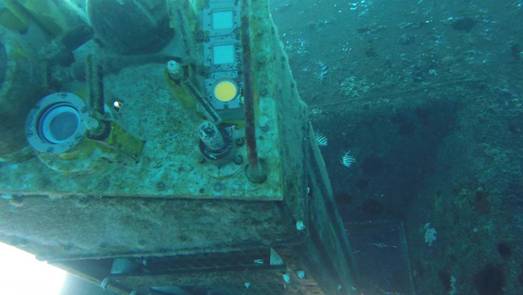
xmin=185 ymin=80 xmax=222 ymax=124
xmin=86 ymin=54 xmax=111 ymax=139
xmin=86 ymin=54 xmax=105 ymax=115
xmin=241 ymin=0 xmax=266 ymax=183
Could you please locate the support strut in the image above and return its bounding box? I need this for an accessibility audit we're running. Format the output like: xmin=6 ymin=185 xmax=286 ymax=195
xmin=241 ymin=0 xmax=267 ymax=183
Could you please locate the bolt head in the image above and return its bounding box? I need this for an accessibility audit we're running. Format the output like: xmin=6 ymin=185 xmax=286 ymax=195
xmin=233 ymin=154 xmax=243 ymax=165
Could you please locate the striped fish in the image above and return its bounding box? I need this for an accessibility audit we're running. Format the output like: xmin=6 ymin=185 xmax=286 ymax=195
xmin=341 ymin=151 xmax=356 ymax=168
xmin=315 ymin=133 xmax=328 ymax=147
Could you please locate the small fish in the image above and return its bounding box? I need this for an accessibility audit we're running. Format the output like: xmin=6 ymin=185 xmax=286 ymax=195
xmin=318 ymin=62 xmax=329 ymax=80
xmin=253 ymin=258 xmax=264 ymax=265
xmin=113 ymin=99 xmax=124 ymax=112
xmin=341 ymin=151 xmax=356 ymax=168
xmin=315 ymin=133 xmax=328 ymax=146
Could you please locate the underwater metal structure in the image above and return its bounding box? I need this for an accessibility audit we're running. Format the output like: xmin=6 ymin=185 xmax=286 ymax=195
xmin=0 ymin=0 xmax=355 ymax=294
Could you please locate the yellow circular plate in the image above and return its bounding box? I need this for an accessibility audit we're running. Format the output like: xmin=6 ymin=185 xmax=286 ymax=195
xmin=213 ymin=80 xmax=238 ymax=102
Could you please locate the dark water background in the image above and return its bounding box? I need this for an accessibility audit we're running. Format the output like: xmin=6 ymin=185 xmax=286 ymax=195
xmin=272 ymin=0 xmax=523 ymax=294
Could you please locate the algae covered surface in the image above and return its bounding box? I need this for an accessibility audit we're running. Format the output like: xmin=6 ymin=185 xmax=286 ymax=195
xmin=272 ymin=0 xmax=523 ymax=294
xmin=0 ymin=62 xmax=284 ymax=201
xmin=0 ymin=0 xmax=522 ymax=293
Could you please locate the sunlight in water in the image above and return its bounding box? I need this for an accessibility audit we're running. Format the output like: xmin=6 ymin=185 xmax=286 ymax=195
xmin=0 ymin=242 xmax=66 ymax=295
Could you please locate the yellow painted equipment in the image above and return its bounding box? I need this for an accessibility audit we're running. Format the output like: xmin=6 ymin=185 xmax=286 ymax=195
xmin=214 ymin=80 xmax=239 ymax=102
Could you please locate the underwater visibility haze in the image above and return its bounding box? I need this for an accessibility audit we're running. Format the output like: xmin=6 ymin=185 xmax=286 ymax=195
xmin=0 ymin=0 xmax=522 ymax=294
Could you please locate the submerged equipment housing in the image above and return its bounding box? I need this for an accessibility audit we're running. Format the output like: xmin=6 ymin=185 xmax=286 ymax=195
xmin=0 ymin=0 xmax=355 ymax=294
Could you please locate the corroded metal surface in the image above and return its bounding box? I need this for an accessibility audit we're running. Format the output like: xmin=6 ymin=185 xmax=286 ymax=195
xmin=0 ymin=0 xmax=355 ymax=294
xmin=0 ymin=196 xmax=295 ymax=259
xmin=0 ymin=62 xmax=284 ymax=200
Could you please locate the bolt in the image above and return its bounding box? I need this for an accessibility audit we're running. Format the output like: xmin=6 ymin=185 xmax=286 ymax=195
xmin=258 ymin=115 xmax=270 ymax=132
xmin=233 ymin=154 xmax=244 ymax=165
xmin=166 ymin=60 xmax=183 ymax=81
xmin=235 ymin=137 xmax=245 ymax=146
xmin=213 ymin=182 xmax=224 ymax=192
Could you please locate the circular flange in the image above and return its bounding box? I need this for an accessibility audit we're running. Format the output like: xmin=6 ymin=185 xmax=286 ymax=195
xmin=26 ymin=92 xmax=89 ymax=154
